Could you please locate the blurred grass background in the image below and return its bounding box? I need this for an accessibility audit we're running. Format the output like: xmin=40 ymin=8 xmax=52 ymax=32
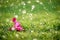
xmin=0 ymin=0 xmax=60 ymax=40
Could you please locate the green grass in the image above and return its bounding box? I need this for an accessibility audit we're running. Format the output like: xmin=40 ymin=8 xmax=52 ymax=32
xmin=0 ymin=11 xmax=60 ymax=40
xmin=0 ymin=0 xmax=60 ymax=40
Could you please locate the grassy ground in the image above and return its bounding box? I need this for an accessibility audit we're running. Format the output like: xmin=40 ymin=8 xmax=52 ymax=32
xmin=0 ymin=11 xmax=60 ymax=40
xmin=0 ymin=0 xmax=60 ymax=40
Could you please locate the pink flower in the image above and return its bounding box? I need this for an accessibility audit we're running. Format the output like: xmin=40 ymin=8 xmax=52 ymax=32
xmin=10 ymin=17 xmax=24 ymax=31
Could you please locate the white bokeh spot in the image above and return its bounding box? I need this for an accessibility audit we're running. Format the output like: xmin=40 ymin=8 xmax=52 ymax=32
xmin=2 ymin=35 xmax=6 ymax=38
xmin=22 ymin=17 xmax=25 ymax=19
xmin=15 ymin=15 xmax=18 ymax=18
xmin=29 ymin=14 xmax=33 ymax=20
xmin=31 ymin=5 xmax=35 ymax=11
xmin=14 ymin=12 xmax=16 ymax=15
xmin=5 ymin=5 xmax=7 ymax=7
xmin=30 ymin=18 xmax=32 ymax=20
xmin=6 ymin=0 xmax=9 ymax=3
xmin=10 ymin=20 xmax=12 ymax=23
xmin=1 ymin=23 xmax=4 ymax=26
xmin=29 ymin=14 xmax=32 ymax=17
xmin=22 ymin=10 xmax=26 ymax=14
xmin=31 ymin=30 xmax=34 ymax=33
xmin=44 ymin=7 xmax=48 ymax=10
xmin=33 ymin=38 xmax=37 ymax=40
xmin=11 ymin=27 xmax=15 ymax=31
xmin=16 ymin=0 xmax=19 ymax=2
xmin=22 ymin=36 xmax=24 ymax=38
xmin=40 ymin=22 xmax=43 ymax=25
xmin=10 ymin=3 xmax=14 ymax=7
xmin=21 ymin=1 xmax=26 ymax=5
xmin=55 ymin=31 xmax=58 ymax=34
xmin=57 ymin=11 xmax=60 ymax=13
xmin=50 ymin=0 xmax=52 ymax=3
xmin=41 ymin=32 xmax=45 ymax=34
xmin=6 ymin=19 xmax=9 ymax=22
xmin=18 ymin=3 xmax=20 ymax=6
xmin=27 ymin=1 xmax=31 ymax=4
xmin=19 ymin=9 xmax=21 ymax=12
xmin=36 ymin=0 xmax=40 ymax=3
xmin=40 ymin=2 xmax=43 ymax=5
xmin=46 ymin=13 xmax=49 ymax=15
xmin=15 ymin=6 xmax=18 ymax=9
xmin=15 ymin=34 xmax=19 ymax=38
